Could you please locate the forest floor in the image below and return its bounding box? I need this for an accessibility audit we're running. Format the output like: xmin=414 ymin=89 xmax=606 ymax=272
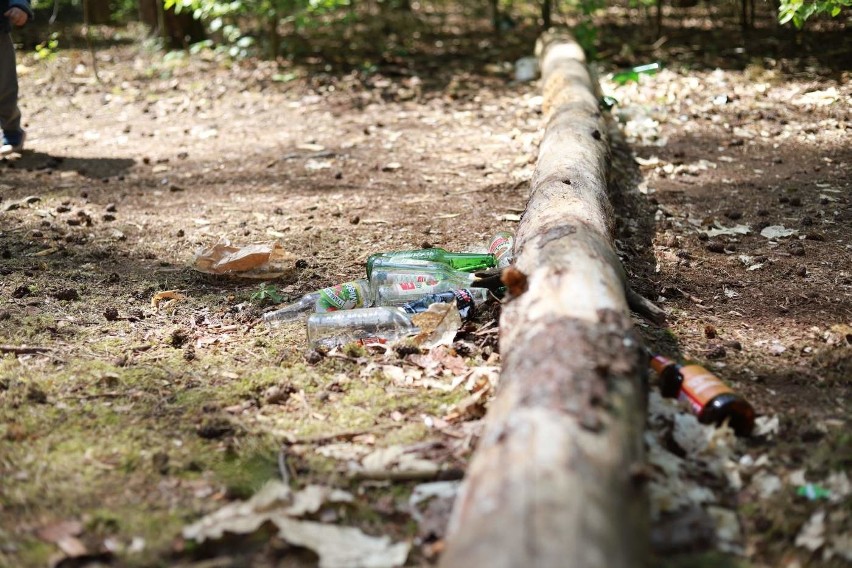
xmin=0 ymin=6 xmax=850 ymax=568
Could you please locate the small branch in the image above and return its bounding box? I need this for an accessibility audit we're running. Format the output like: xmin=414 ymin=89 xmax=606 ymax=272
xmin=349 ymin=468 xmax=465 ymax=482
xmin=278 ymin=445 xmax=292 ymax=486
xmin=626 ymin=287 xmax=667 ymax=325
xmin=285 ymin=423 xmax=397 ymax=446
xmin=0 ymin=345 xmax=52 ymax=355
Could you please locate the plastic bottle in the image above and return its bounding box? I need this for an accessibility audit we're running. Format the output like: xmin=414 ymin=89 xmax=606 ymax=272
xmin=488 ymin=231 xmax=514 ymax=269
xmin=366 ymin=248 xmax=495 ymax=279
xmin=650 ymin=354 xmax=755 ymax=437
xmin=307 ymin=307 xmax=418 ymax=349
xmin=399 ymin=288 xmax=488 ymax=319
xmin=263 ymin=279 xmax=372 ymax=326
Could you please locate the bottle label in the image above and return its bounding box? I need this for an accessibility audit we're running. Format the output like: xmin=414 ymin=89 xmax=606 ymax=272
xmin=375 ymin=271 xmax=440 ymax=286
xmin=316 ymin=281 xmax=365 ymax=312
xmin=454 ymin=289 xmax=475 ymax=319
xmin=395 ymin=281 xmax=443 ymax=294
xmin=401 ymin=289 xmax=476 ymax=318
xmin=488 ymin=232 xmax=514 ymax=259
xmin=677 ymin=365 xmax=733 ymax=414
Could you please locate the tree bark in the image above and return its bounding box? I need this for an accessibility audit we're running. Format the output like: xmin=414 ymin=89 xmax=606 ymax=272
xmin=439 ymin=31 xmax=648 ymax=568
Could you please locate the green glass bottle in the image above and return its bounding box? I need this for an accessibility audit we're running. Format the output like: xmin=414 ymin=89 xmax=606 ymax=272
xmin=611 ymin=62 xmax=661 ymax=86
xmin=366 ymin=249 xmax=496 ymax=279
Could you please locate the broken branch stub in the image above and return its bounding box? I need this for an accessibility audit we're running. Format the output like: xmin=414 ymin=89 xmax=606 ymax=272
xmin=439 ymin=31 xmax=648 ymax=568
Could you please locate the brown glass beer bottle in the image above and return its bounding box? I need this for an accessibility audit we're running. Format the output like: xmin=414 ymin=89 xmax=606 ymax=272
xmin=650 ymin=354 xmax=755 ymax=437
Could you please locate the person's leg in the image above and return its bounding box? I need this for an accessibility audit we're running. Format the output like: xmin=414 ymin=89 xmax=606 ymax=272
xmin=0 ymin=32 xmax=24 ymax=141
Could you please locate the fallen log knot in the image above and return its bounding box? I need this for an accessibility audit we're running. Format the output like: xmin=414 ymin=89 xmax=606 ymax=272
xmin=500 ymin=266 xmax=529 ymax=299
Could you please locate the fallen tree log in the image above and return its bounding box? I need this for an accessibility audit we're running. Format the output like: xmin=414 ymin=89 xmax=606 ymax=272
xmin=439 ymin=32 xmax=648 ymax=568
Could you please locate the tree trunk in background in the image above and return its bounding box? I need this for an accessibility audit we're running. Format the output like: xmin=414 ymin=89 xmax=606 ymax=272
xmin=656 ymin=0 xmax=662 ymax=37
xmin=139 ymin=0 xmax=158 ymax=29
xmin=138 ymin=0 xmax=206 ymax=49
xmin=87 ymin=0 xmax=111 ymax=24
xmin=268 ymin=13 xmax=281 ymax=59
xmin=490 ymin=0 xmax=500 ymax=35
xmin=541 ymin=0 xmax=552 ymax=30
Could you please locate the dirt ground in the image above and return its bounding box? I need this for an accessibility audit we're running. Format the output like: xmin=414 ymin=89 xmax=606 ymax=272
xmin=1 ymin=5 xmax=850 ymax=568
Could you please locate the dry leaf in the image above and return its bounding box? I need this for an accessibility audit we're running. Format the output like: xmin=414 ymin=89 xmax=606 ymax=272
xmin=183 ymin=481 xmax=408 ymax=568
xmin=358 ymin=445 xmax=439 ymax=475
xmin=271 ymin=518 xmax=409 ymax=568
xmin=37 ymin=520 xmax=83 ymax=544
xmin=151 ymin=290 xmax=186 ymax=312
xmin=444 ymin=382 xmax=492 ymax=422
xmin=56 ymin=536 xmax=88 ymax=557
xmin=705 ymin=223 xmax=750 ymax=238
xmin=183 ymin=482 xmax=353 ymax=542
xmin=411 ymin=304 xmax=462 ymax=349
xmin=316 ymin=443 xmax=373 ymax=462
xmin=760 ymin=225 xmax=798 ymax=239
xmin=795 ymin=510 xmax=826 ymax=552
xmin=361 ymin=446 xmax=405 ymax=471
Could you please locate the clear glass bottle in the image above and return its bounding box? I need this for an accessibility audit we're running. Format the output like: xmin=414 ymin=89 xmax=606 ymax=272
xmin=370 ymin=258 xmax=476 ymax=288
xmin=306 ymin=307 xmax=418 ymax=349
xmin=263 ymin=279 xmax=372 ymax=326
xmin=366 ymin=248 xmax=495 ymax=279
xmin=374 ymin=278 xmax=481 ymax=306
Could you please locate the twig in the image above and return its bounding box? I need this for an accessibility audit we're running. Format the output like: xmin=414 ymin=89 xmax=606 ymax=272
xmin=0 ymin=345 xmax=52 ymax=355
xmin=278 ymin=445 xmax=291 ymax=486
xmin=349 ymin=468 xmax=465 ymax=482
xmin=286 ymin=423 xmax=397 ymax=446
xmin=626 ymin=288 xmax=667 ymax=325
xmin=472 ymin=320 xmax=498 ymax=336
xmin=60 ymin=392 xmax=124 ymax=401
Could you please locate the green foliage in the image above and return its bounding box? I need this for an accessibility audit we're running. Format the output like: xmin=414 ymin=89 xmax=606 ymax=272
xmin=164 ymin=0 xmax=350 ymax=27
xmin=162 ymin=0 xmax=350 ymax=57
xmin=778 ymin=0 xmax=850 ymax=27
xmin=33 ymin=32 xmax=60 ymax=61
xmin=563 ymin=0 xmax=607 ymax=57
xmin=250 ymin=282 xmax=284 ymax=305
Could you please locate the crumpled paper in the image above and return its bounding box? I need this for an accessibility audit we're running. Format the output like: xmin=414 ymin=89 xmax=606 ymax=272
xmin=193 ymin=238 xmax=297 ymax=279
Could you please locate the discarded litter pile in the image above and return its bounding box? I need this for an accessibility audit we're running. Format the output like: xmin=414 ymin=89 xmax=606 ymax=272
xmin=261 ymin=232 xmax=514 ymax=350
